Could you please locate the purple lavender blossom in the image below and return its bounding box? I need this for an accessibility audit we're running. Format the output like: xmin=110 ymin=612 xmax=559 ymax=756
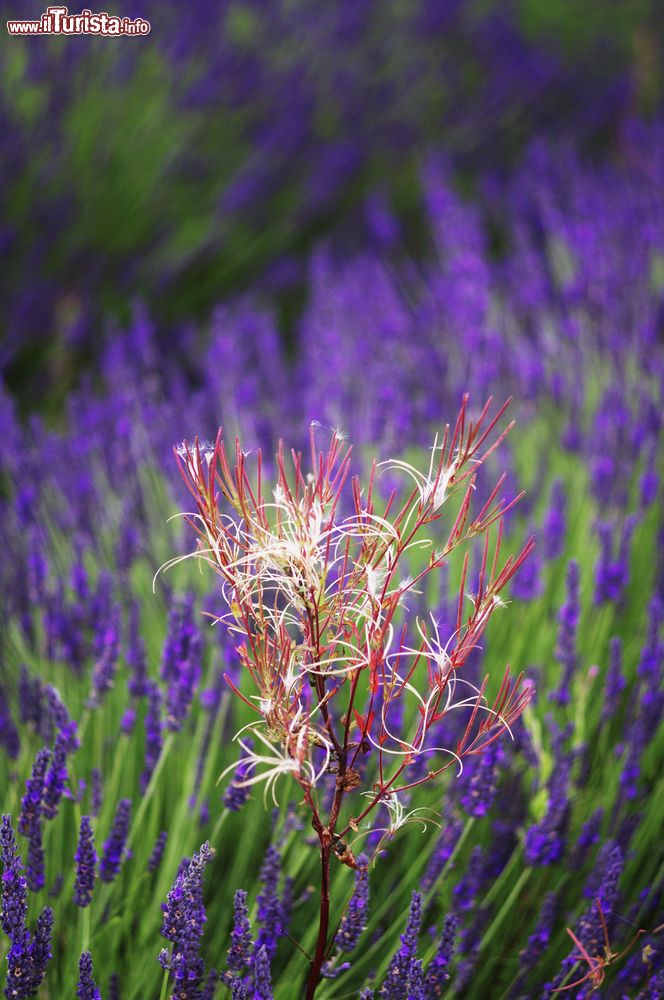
xmin=44 ymin=685 xmax=79 ymax=753
xmin=542 ymin=480 xmax=567 ymax=559
xmin=594 ymin=517 xmax=637 ymax=605
xmin=603 ymin=636 xmax=626 ymax=721
xmin=99 ymin=798 xmax=131 ymax=883
xmin=140 ymin=681 xmax=163 ymax=793
xmin=223 ymin=739 xmax=254 ymax=811
xmin=42 ymin=730 xmax=69 ymax=820
xmin=1 ymin=814 xmax=28 ymax=939
xmin=253 ymin=945 xmax=273 ymax=1000
xmin=569 ymin=809 xmax=604 ymax=870
xmin=109 ymin=972 xmax=120 ymax=1000
xmin=510 ymin=529 xmax=543 ymax=600
xmin=637 ymin=596 xmax=663 ymax=681
xmin=19 ymin=747 xmax=49 ymax=891
xmin=452 ymin=847 xmax=485 ymax=912
xmin=91 ymin=769 xmax=102 ymax=818
xmin=254 ymin=845 xmax=284 ymax=960
xmin=524 ymin=749 xmax=571 ymax=867
xmin=336 ymin=854 xmax=369 ymax=952
xmin=120 ymin=706 xmax=137 ymax=735
xmin=148 ymin=831 xmax=168 ymax=873
xmin=230 ymin=979 xmax=248 ymax=999
xmin=159 ymin=841 xmax=215 ymax=993
xmin=74 ymin=817 xmax=97 ymax=907
xmin=227 ymin=889 xmax=253 ymax=973
xmin=519 ymin=891 xmax=557 ymax=967
xmin=76 ymin=951 xmax=101 ymax=1000
xmin=88 ymin=602 xmax=121 ymax=707
xmin=0 ymin=689 xmax=20 ymax=759
xmin=460 ymin=743 xmax=502 ymax=818
xmin=24 ymin=904 xmax=54 ymax=997
xmin=421 ymin=818 xmax=463 ymax=892
xmin=424 ymin=913 xmax=457 ymax=996
xmin=380 ymin=891 xmax=422 ymax=997
xmin=552 ymin=560 xmax=580 ymax=705
xmin=127 ymin=600 xmax=148 ymax=697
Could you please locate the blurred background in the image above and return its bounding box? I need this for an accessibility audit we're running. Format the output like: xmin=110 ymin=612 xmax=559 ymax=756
xmin=1 ymin=0 xmax=662 ymax=416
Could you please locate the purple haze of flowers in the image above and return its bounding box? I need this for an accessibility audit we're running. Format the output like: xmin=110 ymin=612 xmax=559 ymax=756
xmin=127 ymin=600 xmax=149 ymax=697
xmin=120 ymin=705 xmax=137 ymax=735
xmin=520 ymin=891 xmax=557 ymax=967
xmin=160 ymin=593 xmax=199 ymax=683
xmin=359 ymin=990 xmax=374 ymax=999
xmin=421 ymin=817 xmax=463 ymax=892
xmin=74 ymin=817 xmax=97 ymax=908
xmin=90 ymin=768 xmax=102 ymax=817
xmin=42 ymin=730 xmax=69 ymax=820
xmin=510 ymin=530 xmax=543 ymax=601
xmin=603 ymin=636 xmax=626 ymax=721
xmin=569 ymin=809 xmax=604 ymax=869
xmin=18 ymin=664 xmax=42 ymax=731
xmin=44 ymin=685 xmax=79 ymax=753
xmin=88 ymin=602 xmax=121 ymax=707
xmin=76 ymin=951 xmax=101 ymax=1000
xmin=552 ymin=560 xmax=580 ymax=705
xmin=223 ymin=738 xmax=255 ymax=811
xmin=163 ymin=597 xmax=203 ymax=732
xmin=109 ymin=972 xmax=120 ymax=1000
xmin=148 ymin=831 xmax=168 ymax=873
xmin=594 ymin=517 xmax=637 ymax=605
xmin=380 ymin=891 xmax=422 ymax=998
xmin=0 ymin=689 xmax=20 ymax=759
xmin=254 ymin=845 xmax=284 ymax=960
xmin=99 ymin=798 xmax=131 ymax=883
xmin=424 ymin=913 xmax=457 ymax=996
xmin=543 ymin=480 xmax=566 ymax=559
xmin=253 ymin=945 xmax=273 ymax=1000
xmin=453 ymin=847 xmax=485 ymax=913
xmin=19 ymin=747 xmax=50 ymax=891
xmin=336 ymin=854 xmax=370 ymax=953
xmin=524 ymin=753 xmax=571 ymax=867
xmin=460 ymin=742 xmax=502 ymax=818
xmin=227 ymin=888 xmax=253 ymax=973
xmin=637 ymin=596 xmax=664 ymax=681
xmin=140 ymin=681 xmax=163 ymax=793
xmin=159 ymin=841 xmax=215 ymax=993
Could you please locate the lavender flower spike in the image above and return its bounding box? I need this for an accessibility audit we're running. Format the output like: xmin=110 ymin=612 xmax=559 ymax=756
xmin=76 ymin=951 xmax=102 ymax=1000
xmin=380 ymin=891 xmax=422 ymax=998
xmin=42 ymin=730 xmax=69 ymax=820
xmin=254 ymin=945 xmax=274 ymax=1000
xmin=1 ymin=813 xmax=28 ymax=938
xmin=74 ymin=817 xmax=97 ymax=907
xmin=337 ymin=854 xmax=369 ymax=952
xmin=19 ymin=747 xmax=50 ymax=891
xmin=99 ymin=798 xmax=131 ymax=883
xmin=227 ymin=889 xmax=253 ymax=973
xmin=223 ymin=738 xmax=254 ymax=811
xmin=159 ymin=841 xmax=215 ymax=992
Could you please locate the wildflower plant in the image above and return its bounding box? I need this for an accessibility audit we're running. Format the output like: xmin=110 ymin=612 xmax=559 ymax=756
xmin=172 ymin=395 xmax=534 ymax=995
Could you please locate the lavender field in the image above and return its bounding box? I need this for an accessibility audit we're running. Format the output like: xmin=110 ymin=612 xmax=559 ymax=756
xmin=1 ymin=3 xmax=663 ymax=998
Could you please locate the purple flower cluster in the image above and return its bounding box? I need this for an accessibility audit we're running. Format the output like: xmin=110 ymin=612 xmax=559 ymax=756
xmin=1 ymin=814 xmax=54 ymax=998
xmin=99 ymin=798 xmax=131 ymax=883
xmin=159 ymin=841 xmax=215 ymax=996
